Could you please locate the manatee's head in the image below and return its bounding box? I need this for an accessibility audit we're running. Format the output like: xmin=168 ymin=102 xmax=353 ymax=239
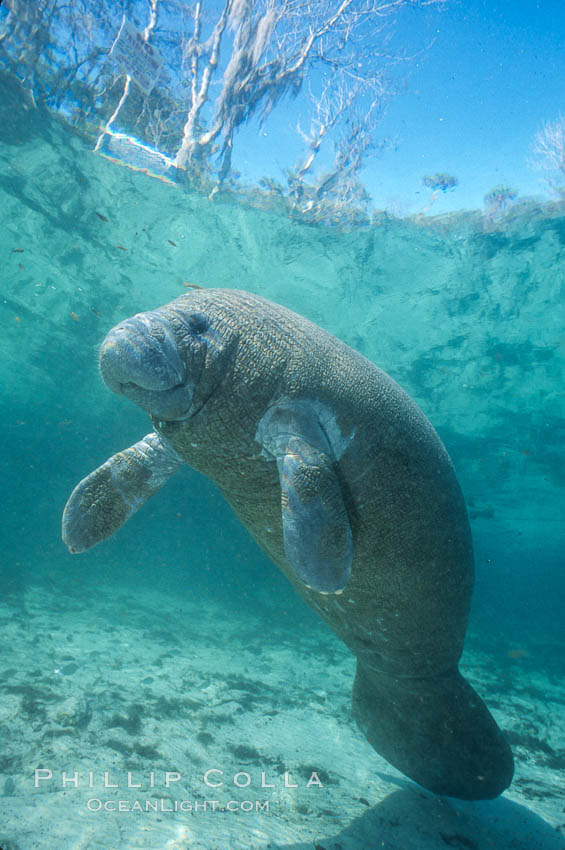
xmin=99 ymin=300 xmax=220 ymax=422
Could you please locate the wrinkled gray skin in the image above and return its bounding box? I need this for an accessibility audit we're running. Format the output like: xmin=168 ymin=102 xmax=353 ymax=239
xmin=63 ymin=289 xmax=513 ymax=800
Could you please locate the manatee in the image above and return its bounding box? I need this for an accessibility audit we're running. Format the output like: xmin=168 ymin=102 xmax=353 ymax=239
xmin=62 ymin=288 xmax=513 ymax=800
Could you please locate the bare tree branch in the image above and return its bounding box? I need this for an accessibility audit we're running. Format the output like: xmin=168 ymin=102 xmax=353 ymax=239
xmin=171 ymin=0 xmax=445 ymax=198
xmin=1 ymin=0 xmax=449 ymax=218
xmin=94 ymin=0 xmax=160 ymax=151
xmin=174 ymin=0 xmax=233 ymax=169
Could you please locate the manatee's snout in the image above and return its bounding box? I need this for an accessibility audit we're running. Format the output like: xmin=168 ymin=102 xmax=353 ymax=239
xmin=101 ymin=313 xmax=184 ymax=390
xmin=99 ymin=311 xmax=194 ymax=420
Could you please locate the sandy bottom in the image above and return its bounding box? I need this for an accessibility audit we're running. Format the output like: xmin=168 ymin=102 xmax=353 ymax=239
xmin=0 ymin=579 xmax=564 ymax=850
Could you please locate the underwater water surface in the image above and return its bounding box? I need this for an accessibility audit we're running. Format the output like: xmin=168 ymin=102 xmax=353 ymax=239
xmin=0 ymin=69 xmax=564 ymax=850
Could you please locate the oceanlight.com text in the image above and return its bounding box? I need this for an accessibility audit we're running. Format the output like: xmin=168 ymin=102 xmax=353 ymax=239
xmin=86 ymin=798 xmax=270 ymax=813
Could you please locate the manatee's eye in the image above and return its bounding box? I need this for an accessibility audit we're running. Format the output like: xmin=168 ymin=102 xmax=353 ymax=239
xmin=189 ymin=313 xmax=208 ymax=336
xmin=171 ymin=309 xmax=209 ymax=338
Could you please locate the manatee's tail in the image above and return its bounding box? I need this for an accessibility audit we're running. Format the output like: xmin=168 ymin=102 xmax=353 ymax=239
xmin=352 ymin=661 xmax=514 ymax=800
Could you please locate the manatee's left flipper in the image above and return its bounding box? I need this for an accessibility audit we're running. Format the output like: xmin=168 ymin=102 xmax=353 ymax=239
xmin=62 ymin=432 xmax=183 ymax=554
xmin=278 ymin=436 xmax=353 ymax=594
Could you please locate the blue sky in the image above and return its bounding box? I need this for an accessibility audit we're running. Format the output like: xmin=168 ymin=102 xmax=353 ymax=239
xmin=236 ymin=0 xmax=565 ymax=214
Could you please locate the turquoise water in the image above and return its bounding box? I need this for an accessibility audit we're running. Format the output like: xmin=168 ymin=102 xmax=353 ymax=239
xmin=1 ymin=39 xmax=565 ymax=850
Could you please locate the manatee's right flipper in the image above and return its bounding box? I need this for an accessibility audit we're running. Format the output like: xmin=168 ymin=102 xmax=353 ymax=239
xmin=352 ymin=661 xmax=514 ymax=800
xmin=62 ymin=432 xmax=182 ymax=553
xmin=256 ymin=399 xmax=353 ymax=593
xmin=278 ymin=436 xmax=353 ymax=594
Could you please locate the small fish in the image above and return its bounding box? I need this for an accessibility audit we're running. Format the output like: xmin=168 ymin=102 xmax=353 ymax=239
xmin=183 ymin=282 xmax=203 ymax=289
xmin=507 ymin=649 xmax=529 ymax=660
xmin=168 ymin=239 xmax=177 ymax=247
xmin=12 ymin=248 xmax=24 ymax=253
xmin=14 ymin=316 xmax=20 ymax=322
xmin=18 ymin=263 xmax=24 ymax=271
xmin=115 ymin=245 xmax=127 ymax=251
xmin=90 ymin=307 xmax=101 ymax=317
xmin=70 ymin=311 xmax=79 ymax=322
xmin=96 ymin=212 xmax=109 ymax=222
